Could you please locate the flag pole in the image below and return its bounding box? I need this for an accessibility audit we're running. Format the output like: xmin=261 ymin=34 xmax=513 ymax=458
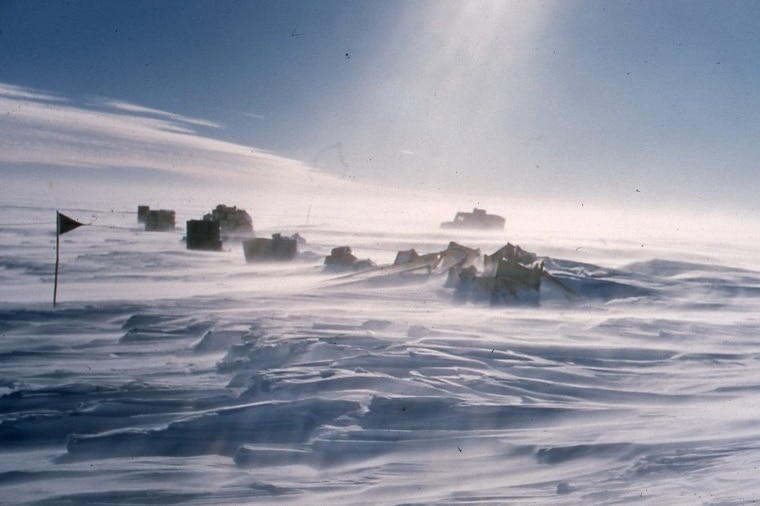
xmin=54 ymin=212 xmax=60 ymax=306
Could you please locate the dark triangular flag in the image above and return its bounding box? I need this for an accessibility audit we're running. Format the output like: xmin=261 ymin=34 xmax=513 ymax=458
xmin=57 ymin=212 xmax=84 ymax=235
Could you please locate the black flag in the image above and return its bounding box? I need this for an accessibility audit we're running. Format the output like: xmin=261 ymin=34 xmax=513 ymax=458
xmin=54 ymin=211 xmax=85 ymax=306
xmin=57 ymin=212 xmax=84 ymax=235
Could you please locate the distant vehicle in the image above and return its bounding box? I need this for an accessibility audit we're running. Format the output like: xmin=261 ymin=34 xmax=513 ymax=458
xmin=440 ymin=208 xmax=505 ymax=230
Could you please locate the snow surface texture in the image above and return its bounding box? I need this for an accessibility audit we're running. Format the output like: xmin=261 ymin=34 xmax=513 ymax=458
xmin=2 ymin=202 xmax=760 ymax=505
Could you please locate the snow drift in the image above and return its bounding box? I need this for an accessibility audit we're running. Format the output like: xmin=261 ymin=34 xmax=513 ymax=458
xmin=2 ymin=200 xmax=760 ymax=505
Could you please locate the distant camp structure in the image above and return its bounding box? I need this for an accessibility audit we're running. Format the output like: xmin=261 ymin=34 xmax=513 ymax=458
xmin=322 ymin=240 xmax=574 ymax=305
xmin=186 ymin=219 xmax=222 ymax=251
xmin=454 ymin=242 xmax=544 ymax=304
xmin=323 ymin=246 xmax=376 ymax=272
xmin=243 ymin=233 xmax=298 ymax=262
xmin=440 ymin=208 xmax=505 ymax=230
xmin=133 ymin=201 xmax=581 ymax=305
xmin=137 ymin=205 xmax=150 ymax=224
xmin=140 ymin=207 xmax=176 ymax=232
xmin=183 ymin=204 xmax=254 ymax=251
xmin=203 ymin=204 xmax=253 ymax=238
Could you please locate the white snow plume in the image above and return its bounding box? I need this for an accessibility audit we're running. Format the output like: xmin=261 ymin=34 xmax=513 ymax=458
xmin=0 ymin=83 xmax=353 ymax=200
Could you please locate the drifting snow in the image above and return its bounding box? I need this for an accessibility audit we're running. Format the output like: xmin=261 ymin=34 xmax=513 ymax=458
xmin=2 ymin=200 xmax=760 ymax=505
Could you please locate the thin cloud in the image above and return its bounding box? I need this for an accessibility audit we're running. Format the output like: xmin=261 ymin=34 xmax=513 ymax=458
xmin=96 ymin=98 xmax=223 ymax=130
xmin=240 ymin=111 xmax=267 ymax=120
xmin=0 ymin=83 xmax=67 ymax=103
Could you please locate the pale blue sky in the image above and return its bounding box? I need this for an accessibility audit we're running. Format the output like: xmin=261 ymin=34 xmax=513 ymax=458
xmin=2 ymin=0 xmax=759 ymax=211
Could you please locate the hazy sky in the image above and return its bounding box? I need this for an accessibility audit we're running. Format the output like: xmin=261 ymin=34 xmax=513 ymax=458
xmin=2 ymin=0 xmax=760 ymax=211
